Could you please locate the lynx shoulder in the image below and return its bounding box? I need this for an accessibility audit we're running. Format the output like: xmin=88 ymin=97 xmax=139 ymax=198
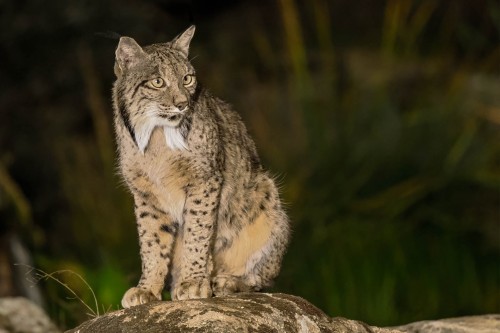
xmin=112 ymin=25 xmax=290 ymax=307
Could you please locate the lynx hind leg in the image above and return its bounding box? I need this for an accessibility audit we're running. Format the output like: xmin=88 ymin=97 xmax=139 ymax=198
xmin=244 ymin=206 xmax=289 ymax=289
xmin=213 ymin=203 xmax=289 ymax=296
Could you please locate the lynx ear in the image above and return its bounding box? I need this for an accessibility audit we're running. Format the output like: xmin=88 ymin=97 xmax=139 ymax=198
xmin=115 ymin=37 xmax=146 ymax=74
xmin=171 ymin=25 xmax=195 ymax=57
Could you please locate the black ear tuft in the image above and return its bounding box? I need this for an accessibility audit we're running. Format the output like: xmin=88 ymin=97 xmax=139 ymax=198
xmin=95 ymin=31 xmax=122 ymax=40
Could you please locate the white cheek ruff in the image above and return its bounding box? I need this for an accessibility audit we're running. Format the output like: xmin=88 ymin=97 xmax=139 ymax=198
xmin=135 ymin=118 xmax=157 ymax=154
xmin=163 ymin=126 xmax=188 ymax=151
xmin=133 ymin=106 xmax=188 ymax=153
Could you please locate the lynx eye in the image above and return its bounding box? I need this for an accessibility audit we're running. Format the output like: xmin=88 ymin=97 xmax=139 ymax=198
xmin=149 ymin=78 xmax=165 ymax=89
xmin=183 ymin=74 xmax=195 ymax=87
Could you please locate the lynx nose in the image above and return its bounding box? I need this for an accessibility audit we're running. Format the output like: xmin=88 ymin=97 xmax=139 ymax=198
xmin=174 ymin=100 xmax=188 ymax=111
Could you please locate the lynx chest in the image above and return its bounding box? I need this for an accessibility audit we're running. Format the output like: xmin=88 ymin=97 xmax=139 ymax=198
xmin=121 ymin=127 xmax=190 ymax=224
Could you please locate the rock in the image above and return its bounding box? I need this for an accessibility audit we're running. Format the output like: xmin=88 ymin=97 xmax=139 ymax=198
xmin=0 ymin=297 xmax=61 ymax=333
xmin=65 ymin=293 xmax=400 ymax=333
xmin=395 ymin=314 xmax=500 ymax=333
xmin=65 ymin=293 xmax=499 ymax=333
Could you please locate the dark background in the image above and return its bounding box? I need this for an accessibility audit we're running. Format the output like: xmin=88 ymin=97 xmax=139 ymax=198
xmin=0 ymin=0 xmax=499 ymax=329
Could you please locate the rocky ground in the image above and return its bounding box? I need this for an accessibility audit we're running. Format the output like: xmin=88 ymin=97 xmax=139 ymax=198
xmin=1 ymin=294 xmax=498 ymax=333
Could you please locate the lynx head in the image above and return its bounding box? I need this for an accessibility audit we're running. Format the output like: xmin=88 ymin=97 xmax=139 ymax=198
xmin=113 ymin=25 xmax=197 ymax=153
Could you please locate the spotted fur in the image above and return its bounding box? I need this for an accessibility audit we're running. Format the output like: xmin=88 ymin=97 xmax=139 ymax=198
xmin=113 ymin=26 xmax=290 ymax=307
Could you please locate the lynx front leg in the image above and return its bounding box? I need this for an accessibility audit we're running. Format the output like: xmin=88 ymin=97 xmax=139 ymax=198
xmin=172 ymin=174 xmax=221 ymax=300
xmin=122 ymin=194 xmax=179 ymax=308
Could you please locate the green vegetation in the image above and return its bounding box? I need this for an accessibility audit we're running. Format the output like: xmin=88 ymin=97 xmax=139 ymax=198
xmin=269 ymin=0 xmax=499 ymax=325
xmin=0 ymin=0 xmax=498 ymax=329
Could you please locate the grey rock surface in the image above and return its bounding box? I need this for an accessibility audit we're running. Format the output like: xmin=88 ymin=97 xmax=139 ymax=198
xmin=395 ymin=314 xmax=500 ymax=333
xmin=65 ymin=293 xmax=499 ymax=333
xmin=65 ymin=293 xmax=399 ymax=333
xmin=0 ymin=297 xmax=61 ymax=333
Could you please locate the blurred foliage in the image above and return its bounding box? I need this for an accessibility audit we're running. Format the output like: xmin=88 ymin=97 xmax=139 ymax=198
xmin=0 ymin=0 xmax=499 ymax=329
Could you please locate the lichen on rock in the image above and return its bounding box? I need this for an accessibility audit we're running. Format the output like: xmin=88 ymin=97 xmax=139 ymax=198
xmin=65 ymin=293 xmax=398 ymax=333
xmin=65 ymin=293 xmax=499 ymax=333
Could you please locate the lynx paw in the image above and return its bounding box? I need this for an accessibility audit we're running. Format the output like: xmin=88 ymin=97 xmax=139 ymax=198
xmin=121 ymin=287 xmax=160 ymax=308
xmin=172 ymin=278 xmax=212 ymax=301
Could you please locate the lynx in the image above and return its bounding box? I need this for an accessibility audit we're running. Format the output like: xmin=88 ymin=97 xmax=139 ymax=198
xmin=112 ymin=26 xmax=290 ymax=307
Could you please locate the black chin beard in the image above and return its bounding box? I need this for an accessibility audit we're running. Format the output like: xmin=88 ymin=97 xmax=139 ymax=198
xmin=117 ymin=93 xmax=137 ymax=146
